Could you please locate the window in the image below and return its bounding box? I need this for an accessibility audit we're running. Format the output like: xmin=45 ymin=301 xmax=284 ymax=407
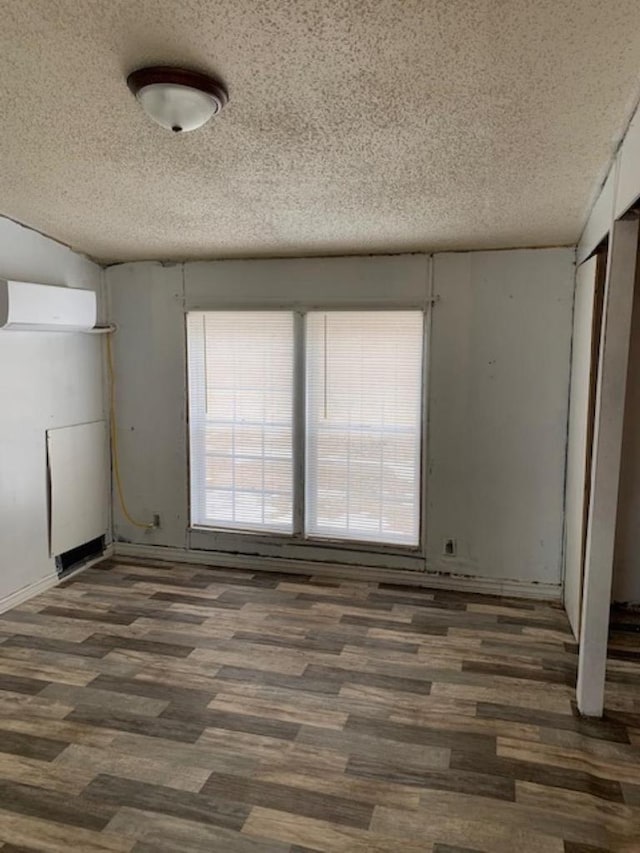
xmin=187 ymin=311 xmax=294 ymax=533
xmin=306 ymin=312 xmax=423 ymax=545
xmin=187 ymin=309 xmax=424 ymax=548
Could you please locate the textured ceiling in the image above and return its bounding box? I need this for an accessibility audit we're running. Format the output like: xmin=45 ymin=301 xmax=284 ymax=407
xmin=1 ymin=1 xmax=640 ymax=263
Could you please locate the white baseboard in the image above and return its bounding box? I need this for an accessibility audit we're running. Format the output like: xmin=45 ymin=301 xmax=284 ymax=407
xmin=113 ymin=542 xmax=562 ymax=601
xmin=0 ymin=571 xmax=59 ymax=614
xmin=0 ymin=545 xmax=114 ymax=614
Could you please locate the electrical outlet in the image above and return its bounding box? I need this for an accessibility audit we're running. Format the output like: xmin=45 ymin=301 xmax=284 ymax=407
xmin=443 ymin=538 xmax=457 ymax=557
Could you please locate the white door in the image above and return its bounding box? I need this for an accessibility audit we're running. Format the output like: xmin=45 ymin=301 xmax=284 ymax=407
xmin=564 ymin=256 xmax=599 ymax=638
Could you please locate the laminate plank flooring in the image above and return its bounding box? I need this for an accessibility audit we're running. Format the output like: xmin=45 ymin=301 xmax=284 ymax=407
xmin=0 ymin=558 xmax=638 ymax=852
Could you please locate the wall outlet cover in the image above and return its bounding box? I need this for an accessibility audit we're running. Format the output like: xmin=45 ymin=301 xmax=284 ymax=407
xmin=443 ymin=538 xmax=457 ymax=557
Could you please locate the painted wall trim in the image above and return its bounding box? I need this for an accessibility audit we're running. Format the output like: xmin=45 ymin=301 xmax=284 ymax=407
xmin=113 ymin=542 xmax=562 ymax=601
xmin=577 ymin=217 xmax=640 ymax=717
xmin=0 ymin=546 xmax=114 ymax=614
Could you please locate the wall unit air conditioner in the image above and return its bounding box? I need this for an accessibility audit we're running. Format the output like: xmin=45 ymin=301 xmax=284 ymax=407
xmin=0 ymin=279 xmax=96 ymax=331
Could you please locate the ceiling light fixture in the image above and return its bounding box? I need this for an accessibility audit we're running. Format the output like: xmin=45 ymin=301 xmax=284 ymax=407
xmin=127 ymin=66 xmax=229 ymax=133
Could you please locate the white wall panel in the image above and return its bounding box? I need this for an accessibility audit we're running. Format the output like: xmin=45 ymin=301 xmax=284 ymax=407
xmin=107 ymin=263 xmax=187 ymax=546
xmin=47 ymin=420 xmax=108 ymax=555
xmin=427 ymin=249 xmax=574 ymax=584
xmin=186 ymin=255 xmax=429 ymax=309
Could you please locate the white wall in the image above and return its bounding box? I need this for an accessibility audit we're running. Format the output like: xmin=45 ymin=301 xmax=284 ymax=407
xmin=106 ymin=262 xmax=187 ymax=548
xmin=427 ymin=250 xmax=574 ymax=585
xmin=0 ymin=217 xmax=105 ymax=606
xmin=107 ymin=248 xmax=574 ymax=589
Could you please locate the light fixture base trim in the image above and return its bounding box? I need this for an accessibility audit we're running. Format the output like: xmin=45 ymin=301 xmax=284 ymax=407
xmin=127 ymin=66 xmax=229 ymax=132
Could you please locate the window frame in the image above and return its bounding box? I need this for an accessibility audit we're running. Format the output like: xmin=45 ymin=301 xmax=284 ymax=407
xmin=186 ymin=310 xmax=296 ymax=535
xmin=185 ymin=303 xmax=430 ymax=565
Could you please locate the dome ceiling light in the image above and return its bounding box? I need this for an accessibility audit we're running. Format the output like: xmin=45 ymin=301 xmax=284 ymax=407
xmin=127 ymin=66 xmax=229 ymax=133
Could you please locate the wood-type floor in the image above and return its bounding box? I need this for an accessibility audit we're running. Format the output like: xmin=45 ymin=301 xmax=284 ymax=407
xmin=0 ymin=558 xmax=638 ymax=852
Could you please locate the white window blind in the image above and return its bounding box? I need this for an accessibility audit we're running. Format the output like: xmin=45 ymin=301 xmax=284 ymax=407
xmin=305 ymin=311 xmax=423 ymax=546
xmin=187 ymin=311 xmax=294 ymax=533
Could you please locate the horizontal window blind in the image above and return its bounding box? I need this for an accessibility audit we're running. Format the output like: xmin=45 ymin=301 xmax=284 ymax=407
xmin=187 ymin=311 xmax=294 ymax=533
xmin=305 ymin=311 xmax=423 ymax=546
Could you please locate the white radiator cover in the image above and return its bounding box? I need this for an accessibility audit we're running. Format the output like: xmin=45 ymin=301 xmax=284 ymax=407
xmin=0 ymin=279 xmax=96 ymax=331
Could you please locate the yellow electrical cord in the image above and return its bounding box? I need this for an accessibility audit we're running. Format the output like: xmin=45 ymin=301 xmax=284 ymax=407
xmin=106 ymin=333 xmax=155 ymax=530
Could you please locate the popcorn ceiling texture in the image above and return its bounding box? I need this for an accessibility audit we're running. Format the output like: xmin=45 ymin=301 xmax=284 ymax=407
xmin=1 ymin=0 xmax=640 ymax=263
